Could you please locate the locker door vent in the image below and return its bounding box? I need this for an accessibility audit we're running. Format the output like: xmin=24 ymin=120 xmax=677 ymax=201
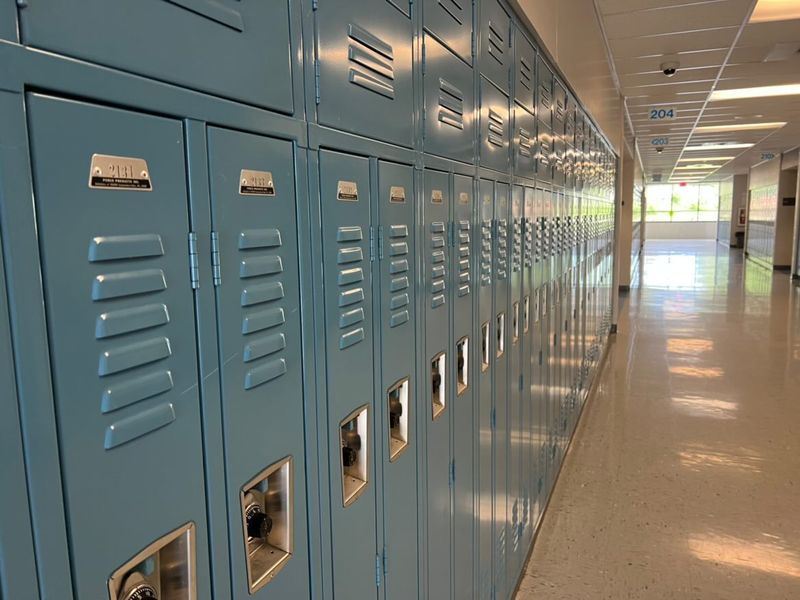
xmin=387 ymin=224 xmax=411 ymax=328
xmin=438 ymin=78 xmax=465 ymax=130
xmin=335 ymin=225 xmax=367 ymax=350
xmin=239 ymin=228 xmax=289 ymax=391
xmin=430 ymin=221 xmax=447 ymax=309
xmin=347 ymin=23 xmax=396 ymax=100
xmin=457 ymin=219 xmax=471 ymax=296
xmin=437 ymin=0 xmax=466 ymax=26
xmin=518 ymin=56 xmax=532 ymax=93
xmin=487 ymin=21 xmax=506 ymax=66
xmin=518 ymin=127 xmax=532 ymax=158
xmin=480 ymin=220 xmax=492 ymax=287
xmin=487 ymin=109 xmax=505 ymax=147
xmin=163 ymin=0 xmax=245 ymax=31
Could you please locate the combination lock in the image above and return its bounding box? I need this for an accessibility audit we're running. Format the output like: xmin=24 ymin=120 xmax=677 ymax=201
xmin=341 ymin=427 xmax=361 ymax=467
xmin=121 ymin=573 xmax=158 ymax=600
xmin=431 ymin=368 xmax=441 ymax=396
xmin=245 ymin=501 xmax=273 ymax=540
xmin=388 ymin=393 xmax=403 ymax=428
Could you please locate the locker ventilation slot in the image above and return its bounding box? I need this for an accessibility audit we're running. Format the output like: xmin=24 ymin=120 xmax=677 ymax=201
xmin=336 ymin=225 xmax=367 ymax=350
xmin=518 ymin=128 xmax=532 ymax=158
xmin=487 ymin=109 xmax=505 ymax=147
xmin=496 ymin=219 xmax=508 ymax=280
xmin=430 ymin=222 xmax=447 ymax=309
xmin=487 ymin=21 xmax=505 ymax=65
xmin=512 ymin=218 xmax=522 ymax=273
xmin=480 ymin=221 xmax=492 ymax=287
xmin=437 ymin=0 xmax=465 ymax=24
xmin=388 ymin=223 xmax=411 ymax=328
xmin=240 ymin=227 xmax=288 ymax=390
xmin=438 ymin=78 xmax=465 ymax=130
xmin=347 ymin=23 xmax=396 ymax=100
xmin=519 ymin=57 xmax=533 ymax=92
xmin=163 ymin=0 xmax=245 ymax=31
xmin=539 ymin=85 xmax=552 ymax=110
xmin=458 ymin=220 xmax=471 ymax=296
xmin=92 ymin=233 xmax=177 ymax=447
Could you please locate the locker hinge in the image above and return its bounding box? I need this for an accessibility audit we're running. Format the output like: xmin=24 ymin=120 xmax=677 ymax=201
xmin=314 ymin=61 xmax=321 ymax=104
xmin=539 ymin=350 xmax=543 ymax=365
xmin=375 ymin=554 xmax=382 ymax=587
xmin=369 ymin=226 xmax=376 ymax=262
xmin=451 ymin=459 xmax=456 ymax=484
xmin=378 ymin=226 xmax=385 ymax=260
xmin=471 ymin=33 xmax=476 ymax=58
xmin=491 ymin=407 xmax=496 ymax=430
xmin=188 ymin=232 xmax=200 ymax=289
xmin=312 ymin=0 xmax=318 ymax=8
xmin=211 ymin=231 xmax=222 ymax=287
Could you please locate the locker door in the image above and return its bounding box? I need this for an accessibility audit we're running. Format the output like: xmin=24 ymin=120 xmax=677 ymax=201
xmin=451 ymin=174 xmax=475 ymax=600
xmin=532 ymin=190 xmax=546 ymax=513
xmin=536 ymin=58 xmax=553 ymax=129
xmin=26 ymin=94 xmax=209 ymax=599
xmin=514 ymin=32 xmax=535 ymax=115
xmin=423 ymin=33 xmax=476 ymax=164
xmin=507 ymin=187 xmax=524 ymax=584
xmin=19 ymin=1 xmax=293 ymax=113
xmin=376 ymin=161 xmax=418 ymax=600
xmin=476 ymin=180 xmax=494 ymax=599
xmin=492 ymin=182 xmax=510 ymax=600
xmin=423 ymin=0 xmax=473 ymax=63
xmin=479 ymin=0 xmax=512 ymax=94
xmin=422 ymin=169 xmax=452 ymax=600
xmin=315 ymin=0 xmax=414 ymax=147
xmin=536 ymin=124 xmax=554 ymax=184
xmin=480 ymin=78 xmax=510 ymax=173
xmin=318 ymin=150 xmax=378 ymax=600
xmin=514 ymin=105 xmax=537 ymax=179
xmin=206 ymin=128 xmax=309 ymax=598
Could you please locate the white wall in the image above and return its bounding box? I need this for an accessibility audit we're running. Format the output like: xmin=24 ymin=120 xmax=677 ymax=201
xmin=647 ymin=221 xmax=717 ymax=240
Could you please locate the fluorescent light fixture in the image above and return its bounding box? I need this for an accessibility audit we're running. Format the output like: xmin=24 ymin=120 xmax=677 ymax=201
xmin=694 ymin=122 xmax=786 ymax=133
xmin=678 ymin=156 xmax=734 ymax=162
xmin=675 ymin=165 xmax=718 ymax=170
xmin=750 ymin=0 xmax=800 ymax=23
xmin=684 ymin=143 xmax=754 ymax=151
xmin=710 ymin=84 xmax=800 ymax=101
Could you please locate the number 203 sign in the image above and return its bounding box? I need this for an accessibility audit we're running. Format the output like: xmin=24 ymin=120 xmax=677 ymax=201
xmin=649 ymin=107 xmax=677 ymax=120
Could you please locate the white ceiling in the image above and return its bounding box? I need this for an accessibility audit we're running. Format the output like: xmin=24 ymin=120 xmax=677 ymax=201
xmin=596 ymin=0 xmax=800 ymax=182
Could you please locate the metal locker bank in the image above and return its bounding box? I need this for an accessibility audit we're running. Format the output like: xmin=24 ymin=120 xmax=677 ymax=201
xmin=0 ymin=0 xmax=627 ymax=598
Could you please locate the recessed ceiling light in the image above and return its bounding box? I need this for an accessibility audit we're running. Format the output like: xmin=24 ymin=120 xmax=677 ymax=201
xmin=750 ymin=0 xmax=800 ymax=23
xmin=677 ymin=156 xmax=735 ymax=162
xmin=709 ymin=84 xmax=800 ymax=101
xmin=694 ymin=122 xmax=786 ymax=133
xmin=684 ymin=143 xmax=754 ymax=151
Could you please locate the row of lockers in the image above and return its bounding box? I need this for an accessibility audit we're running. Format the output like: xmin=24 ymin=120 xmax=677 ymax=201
xmin=0 ymin=1 xmax=618 ymax=600
xmin=3 ymin=0 xmax=616 ymax=182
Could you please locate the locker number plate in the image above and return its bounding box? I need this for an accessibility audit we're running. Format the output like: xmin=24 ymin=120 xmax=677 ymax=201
xmin=239 ymin=170 xmax=275 ymax=196
xmin=88 ymin=154 xmax=152 ymax=191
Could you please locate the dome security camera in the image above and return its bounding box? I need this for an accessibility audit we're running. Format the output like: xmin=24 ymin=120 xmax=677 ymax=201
xmin=656 ymin=147 xmax=664 ymax=154
xmin=660 ymin=61 xmax=680 ymax=77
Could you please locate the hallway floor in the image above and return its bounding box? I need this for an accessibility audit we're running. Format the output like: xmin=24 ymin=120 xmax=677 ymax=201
xmin=516 ymin=240 xmax=800 ymax=599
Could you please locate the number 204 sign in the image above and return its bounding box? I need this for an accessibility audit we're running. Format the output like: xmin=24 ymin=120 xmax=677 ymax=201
xmin=649 ymin=107 xmax=677 ymax=120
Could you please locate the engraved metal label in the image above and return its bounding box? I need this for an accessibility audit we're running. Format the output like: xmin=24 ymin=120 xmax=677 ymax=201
xmin=239 ymin=169 xmax=275 ymax=196
xmin=459 ymin=192 xmax=470 ymax=205
xmin=431 ymin=189 xmax=444 ymax=204
xmin=89 ymin=154 xmax=152 ymax=191
xmin=337 ymin=180 xmax=359 ymax=201
xmin=389 ymin=186 xmax=406 ymax=203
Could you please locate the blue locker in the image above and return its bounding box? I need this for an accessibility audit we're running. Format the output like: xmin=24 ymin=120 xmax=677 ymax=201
xmin=451 ymin=173 xmax=476 ymax=600
xmin=422 ymin=169 xmax=452 ymax=600
xmin=513 ymin=31 xmax=536 ymax=115
xmin=205 ymin=128 xmax=310 ymax=598
xmin=479 ymin=0 xmax=512 ymax=95
xmin=514 ymin=104 xmax=537 ymax=178
xmin=536 ymin=124 xmax=554 ymax=184
xmin=423 ymin=0 xmax=474 ymax=63
xmin=507 ymin=187 xmax=524 ymax=585
xmin=492 ymin=182 xmax=510 ymax=600
xmin=0 ymin=234 xmax=39 ymax=599
xmin=476 ymin=181 xmax=494 ymax=600
xmin=375 ymin=160 xmax=419 ymax=600
xmin=18 ymin=1 xmax=296 ymax=113
xmin=318 ymin=150 xmax=379 ymax=600
xmin=480 ymin=78 xmax=511 ymax=173
xmin=26 ymin=93 xmax=211 ymax=599
xmin=423 ymin=33 xmax=476 ymax=164
xmin=314 ymin=0 xmax=414 ymax=147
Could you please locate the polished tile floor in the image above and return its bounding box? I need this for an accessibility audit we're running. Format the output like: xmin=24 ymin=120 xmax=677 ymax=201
xmin=517 ymin=240 xmax=800 ymax=600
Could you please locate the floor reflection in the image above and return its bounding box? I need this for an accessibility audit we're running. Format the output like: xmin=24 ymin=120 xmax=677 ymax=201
xmin=689 ymin=532 xmax=800 ymax=578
